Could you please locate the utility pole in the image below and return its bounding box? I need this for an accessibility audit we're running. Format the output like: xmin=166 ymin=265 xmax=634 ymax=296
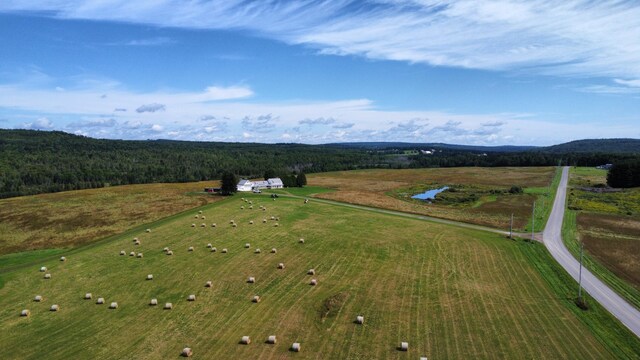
xmin=578 ymin=241 xmax=584 ymax=302
xmin=509 ymin=213 xmax=513 ymax=239
xmin=531 ymin=201 xmax=536 ymax=242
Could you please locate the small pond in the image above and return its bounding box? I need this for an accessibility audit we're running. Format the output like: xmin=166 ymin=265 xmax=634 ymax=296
xmin=411 ymin=186 xmax=449 ymax=200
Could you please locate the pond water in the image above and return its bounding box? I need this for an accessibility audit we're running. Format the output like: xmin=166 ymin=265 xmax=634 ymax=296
xmin=411 ymin=186 xmax=449 ymax=200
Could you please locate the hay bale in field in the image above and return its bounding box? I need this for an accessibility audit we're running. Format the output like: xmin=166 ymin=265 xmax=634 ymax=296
xmin=133 ymin=237 xmax=139 ymax=242
xmin=198 ymin=210 xmax=203 ymax=214
xmin=222 ymin=248 xmax=228 ymax=253
xmin=39 ymin=266 xmax=46 ymax=272
xmin=262 ymin=207 xmax=266 ymax=211
xmin=201 ymin=216 xmax=205 ymax=220
xmin=249 ymin=220 xmax=254 ymax=225
xmin=167 ymin=250 xmax=174 ymax=255
xmin=188 ymin=246 xmax=194 ymax=252
xmin=267 ymin=335 xmax=277 ymax=344
xmin=205 ymin=281 xmax=212 ymax=288
xmin=150 ymin=298 xmax=158 ymax=306
xmin=187 ymin=294 xmax=196 ymax=301
xmin=195 ymin=215 xmax=199 ymax=219
xmin=254 ymin=249 xmax=261 ymax=254
xmin=134 ymin=240 xmax=141 ymax=245
xmin=245 ymin=243 xmax=250 ymax=248
xmin=307 ymin=269 xmax=315 ymax=275
xmin=400 ymin=342 xmax=408 ymax=351
xmin=241 ymin=336 xmax=251 ymax=345
xmin=271 ymin=248 xmax=277 ymax=253
xmin=201 ymin=223 xmax=206 ymax=228
xmin=164 ymin=302 xmax=173 ymax=310
xmin=263 ymin=219 xmax=267 ymax=223
xmin=247 ymin=277 xmax=255 ymax=283
xmin=96 ymin=298 xmax=105 ymax=304
xmin=291 ymin=343 xmax=301 ymax=352
xmin=163 ymin=247 xmax=169 ymax=252
xmin=181 ymin=347 xmax=193 ymax=357
xmin=248 ymin=200 xmax=253 ymax=204
xmin=211 ymin=223 xmax=217 ymax=227
xmin=355 ymin=315 xmax=364 ymax=324
xmin=274 ymin=223 xmax=279 ymax=227
xmin=272 ymin=198 xmax=276 ymax=201
xmin=191 ymin=223 xmax=196 ymax=228
xmin=60 ymin=256 xmax=66 ymax=262
xmin=229 ymin=220 xmax=235 ymax=224
xmin=137 ymin=253 xmax=143 ymax=258
xmin=252 ymin=295 xmax=260 ymax=303
xmin=50 ymin=304 xmax=60 ymax=312
xmin=211 ymin=247 xmax=217 ymax=252
xmin=304 ymin=199 xmax=309 ymax=204
xmin=147 ymin=274 xmax=153 ymax=280
xmin=120 ymin=250 xmax=126 ymax=255
xmin=249 ymin=206 xmax=253 ymax=209
xmin=84 ymin=293 xmax=92 ymax=299
xmin=232 ymin=223 xmax=237 ymax=228
xmin=109 ymin=302 xmax=118 ymax=309
xmin=146 ymin=229 xmax=151 ymax=233
xmin=275 ymin=217 xmax=279 ymax=221
xmin=44 ymin=273 xmax=51 ymax=279
xmin=34 ymin=295 xmax=43 ymax=302
xmin=241 ymin=206 xmax=244 ymax=210
xmin=130 ymin=251 xmax=136 ymax=256
xmin=207 ymin=243 xmax=212 ymax=248
xmin=310 ymin=279 xmax=317 ymax=286
xmin=277 ymin=263 xmax=285 ymax=269
xmin=270 ymin=216 xmax=275 ymax=220
xmin=21 ymin=309 xmax=30 ymax=317
xmin=299 ymin=238 xmax=305 ymax=243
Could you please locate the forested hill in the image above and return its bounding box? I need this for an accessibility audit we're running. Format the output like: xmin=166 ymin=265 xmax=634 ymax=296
xmin=0 ymin=130 xmax=388 ymax=198
xmin=541 ymin=139 xmax=640 ymax=153
xmin=1 ymin=130 xmax=639 ymax=199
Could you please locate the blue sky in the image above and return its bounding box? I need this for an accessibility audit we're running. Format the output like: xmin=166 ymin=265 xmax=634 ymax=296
xmin=0 ymin=1 xmax=639 ymax=145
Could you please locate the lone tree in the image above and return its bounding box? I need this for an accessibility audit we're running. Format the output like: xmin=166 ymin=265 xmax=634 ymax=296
xmin=220 ymin=172 xmax=238 ymax=196
xmin=296 ymin=172 xmax=307 ymax=187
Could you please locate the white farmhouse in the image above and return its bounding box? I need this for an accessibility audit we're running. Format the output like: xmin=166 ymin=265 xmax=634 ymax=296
xmin=237 ymin=179 xmax=254 ymax=192
xmin=267 ymin=178 xmax=284 ymax=189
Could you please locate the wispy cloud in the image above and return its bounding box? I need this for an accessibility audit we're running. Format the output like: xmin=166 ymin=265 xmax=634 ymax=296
xmin=2 ymin=1 xmax=639 ymax=80
xmin=299 ymin=117 xmax=335 ymax=126
xmin=115 ymin=37 xmax=175 ymax=46
xmin=21 ymin=117 xmax=54 ymax=130
xmin=136 ymin=103 xmax=165 ymax=113
xmin=68 ymin=117 xmax=117 ymax=128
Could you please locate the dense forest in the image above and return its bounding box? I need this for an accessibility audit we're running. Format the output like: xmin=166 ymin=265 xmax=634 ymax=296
xmin=607 ymin=160 xmax=640 ymax=188
xmin=1 ymin=130 xmax=638 ymax=199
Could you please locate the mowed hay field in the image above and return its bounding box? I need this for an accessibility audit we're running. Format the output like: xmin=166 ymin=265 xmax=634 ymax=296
xmin=0 ymin=181 xmax=222 ymax=255
xmin=308 ymin=167 xmax=555 ymax=230
xmin=0 ymin=194 xmax=633 ymax=359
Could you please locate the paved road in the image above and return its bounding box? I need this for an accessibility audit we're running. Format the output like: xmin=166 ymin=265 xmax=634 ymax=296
xmin=543 ymin=166 xmax=640 ymax=337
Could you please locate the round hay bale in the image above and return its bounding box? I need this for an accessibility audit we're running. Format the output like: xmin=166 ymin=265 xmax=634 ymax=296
xmin=275 ymin=217 xmax=280 ymax=221
xmin=247 ymin=277 xmax=255 ymax=283
xmin=270 ymin=216 xmax=275 ymax=220
xmin=163 ymin=247 xmax=169 ymax=252
xmin=39 ymin=266 xmax=46 ymax=272
xmin=164 ymin=302 xmax=173 ymax=310
xmin=400 ymin=342 xmax=408 ymax=351
xmin=249 ymin=206 xmax=253 ymax=209
xmin=137 ymin=253 xmax=143 ymax=258
xmin=249 ymin=220 xmax=254 ymax=225
xmin=134 ymin=240 xmax=141 ymax=245
xmin=254 ymin=249 xmax=261 ymax=254
xmin=245 ymin=243 xmax=250 ymax=248
xmin=133 ymin=237 xmax=139 ymax=242
xmin=274 ymin=223 xmax=279 ymax=227
xmin=272 ymin=198 xmax=275 ymax=201
xmin=201 ymin=216 xmax=205 ymax=220
xmin=211 ymin=223 xmax=217 ymax=227
xmin=167 ymin=250 xmax=174 ymax=255
xmin=146 ymin=274 xmax=153 ymax=280
xmin=34 ymin=295 xmax=43 ymax=302
xmin=21 ymin=309 xmax=30 ymax=317
xmin=241 ymin=206 xmax=244 ymax=210
xmin=262 ymin=208 xmax=266 ymax=211
xmin=263 ymin=219 xmax=267 ymax=223
xmin=50 ymin=304 xmax=60 ymax=312
xmin=84 ymin=293 xmax=92 ymax=299
xmin=207 ymin=243 xmax=212 ymax=248
xmin=120 ymin=250 xmax=126 ymax=255
xmin=232 ymin=223 xmax=237 ymax=228
xmin=291 ymin=343 xmax=301 ymax=352
xmin=310 ymin=279 xmax=317 ymax=286
xmin=96 ymin=298 xmax=105 ymax=304
xmin=307 ymin=269 xmax=315 ymax=275
xmin=187 ymin=294 xmax=196 ymax=301
xmin=130 ymin=251 xmax=136 ymax=256
xmin=241 ymin=336 xmax=251 ymax=345
xmin=229 ymin=220 xmax=235 ymax=224
xmin=356 ymin=315 xmax=364 ymax=324
xmin=146 ymin=228 xmax=151 ymax=233
xmin=210 ymin=246 xmax=217 ymax=252
xmin=150 ymin=298 xmax=158 ymax=306
xmin=109 ymin=302 xmax=118 ymax=309
xmin=44 ymin=273 xmax=51 ymax=279
xmin=267 ymin=335 xmax=277 ymax=344
xmin=60 ymin=256 xmax=66 ymax=262
xmin=221 ymin=248 xmax=228 ymax=253
xmin=201 ymin=223 xmax=206 ymax=228
xmin=205 ymin=281 xmax=212 ymax=288
xmin=198 ymin=210 xmax=203 ymax=214
xmin=188 ymin=246 xmax=194 ymax=252
xmin=271 ymin=248 xmax=277 ymax=253
xmin=195 ymin=215 xmax=199 ymax=219
xmin=191 ymin=224 xmax=196 ymax=228
xmin=277 ymin=263 xmax=285 ymax=269
xmin=299 ymin=238 xmax=305 ymax=244
xmin=252 ymin=295 xmax=260 ymax=303
xmin=181 ymin=347 xmax=193 ymax=357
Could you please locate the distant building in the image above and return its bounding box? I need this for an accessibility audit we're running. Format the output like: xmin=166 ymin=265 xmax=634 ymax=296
xmin=596 ymin=164 xmax=613 ymax=170
xmin=204 ymin=187 xmax=221 ymax=193
xmin=236 ymin=177 xmax=284 ymax=192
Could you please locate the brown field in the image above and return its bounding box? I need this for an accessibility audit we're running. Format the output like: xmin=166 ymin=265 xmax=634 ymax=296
xmin=308 ymin=167 xmax=555 ymax=230
xmin=577 ymin=213 xmax=640 ymax=290
xmin=0 ymin=182 xmax=221 ymax=255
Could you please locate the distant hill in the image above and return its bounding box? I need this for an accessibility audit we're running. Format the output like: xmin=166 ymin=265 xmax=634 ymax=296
xmin=540 ymin=139 xmax=640 ymax=153
xmin=327 ymin=142 xmax=537 ymax=152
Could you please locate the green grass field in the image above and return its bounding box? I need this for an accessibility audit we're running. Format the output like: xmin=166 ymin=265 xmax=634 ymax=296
xmin=1 ymin=194 xmax=638 ymax=359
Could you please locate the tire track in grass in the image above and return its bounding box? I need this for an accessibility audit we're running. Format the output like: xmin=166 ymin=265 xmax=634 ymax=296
xmin=437 ymin=236 xmax=463 ymax=357
xmin=455 ymin=239 xmax=485 ymax=358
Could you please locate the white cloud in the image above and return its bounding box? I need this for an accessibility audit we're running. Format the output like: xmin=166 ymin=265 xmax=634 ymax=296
xmin=2 ymin=1 xmax=639 ymax=79
xmin=204 ymin=86 xmax=253 ymax=100
xmin=151 ymin=124 xmax=163 ymax=132
xmin=22 ymin=117 xmax=53 ymax=129
xmin=68 ymin=118 xmax=117 ymax=128
xmin=136 ymin=103 xmax=165 ymax=113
